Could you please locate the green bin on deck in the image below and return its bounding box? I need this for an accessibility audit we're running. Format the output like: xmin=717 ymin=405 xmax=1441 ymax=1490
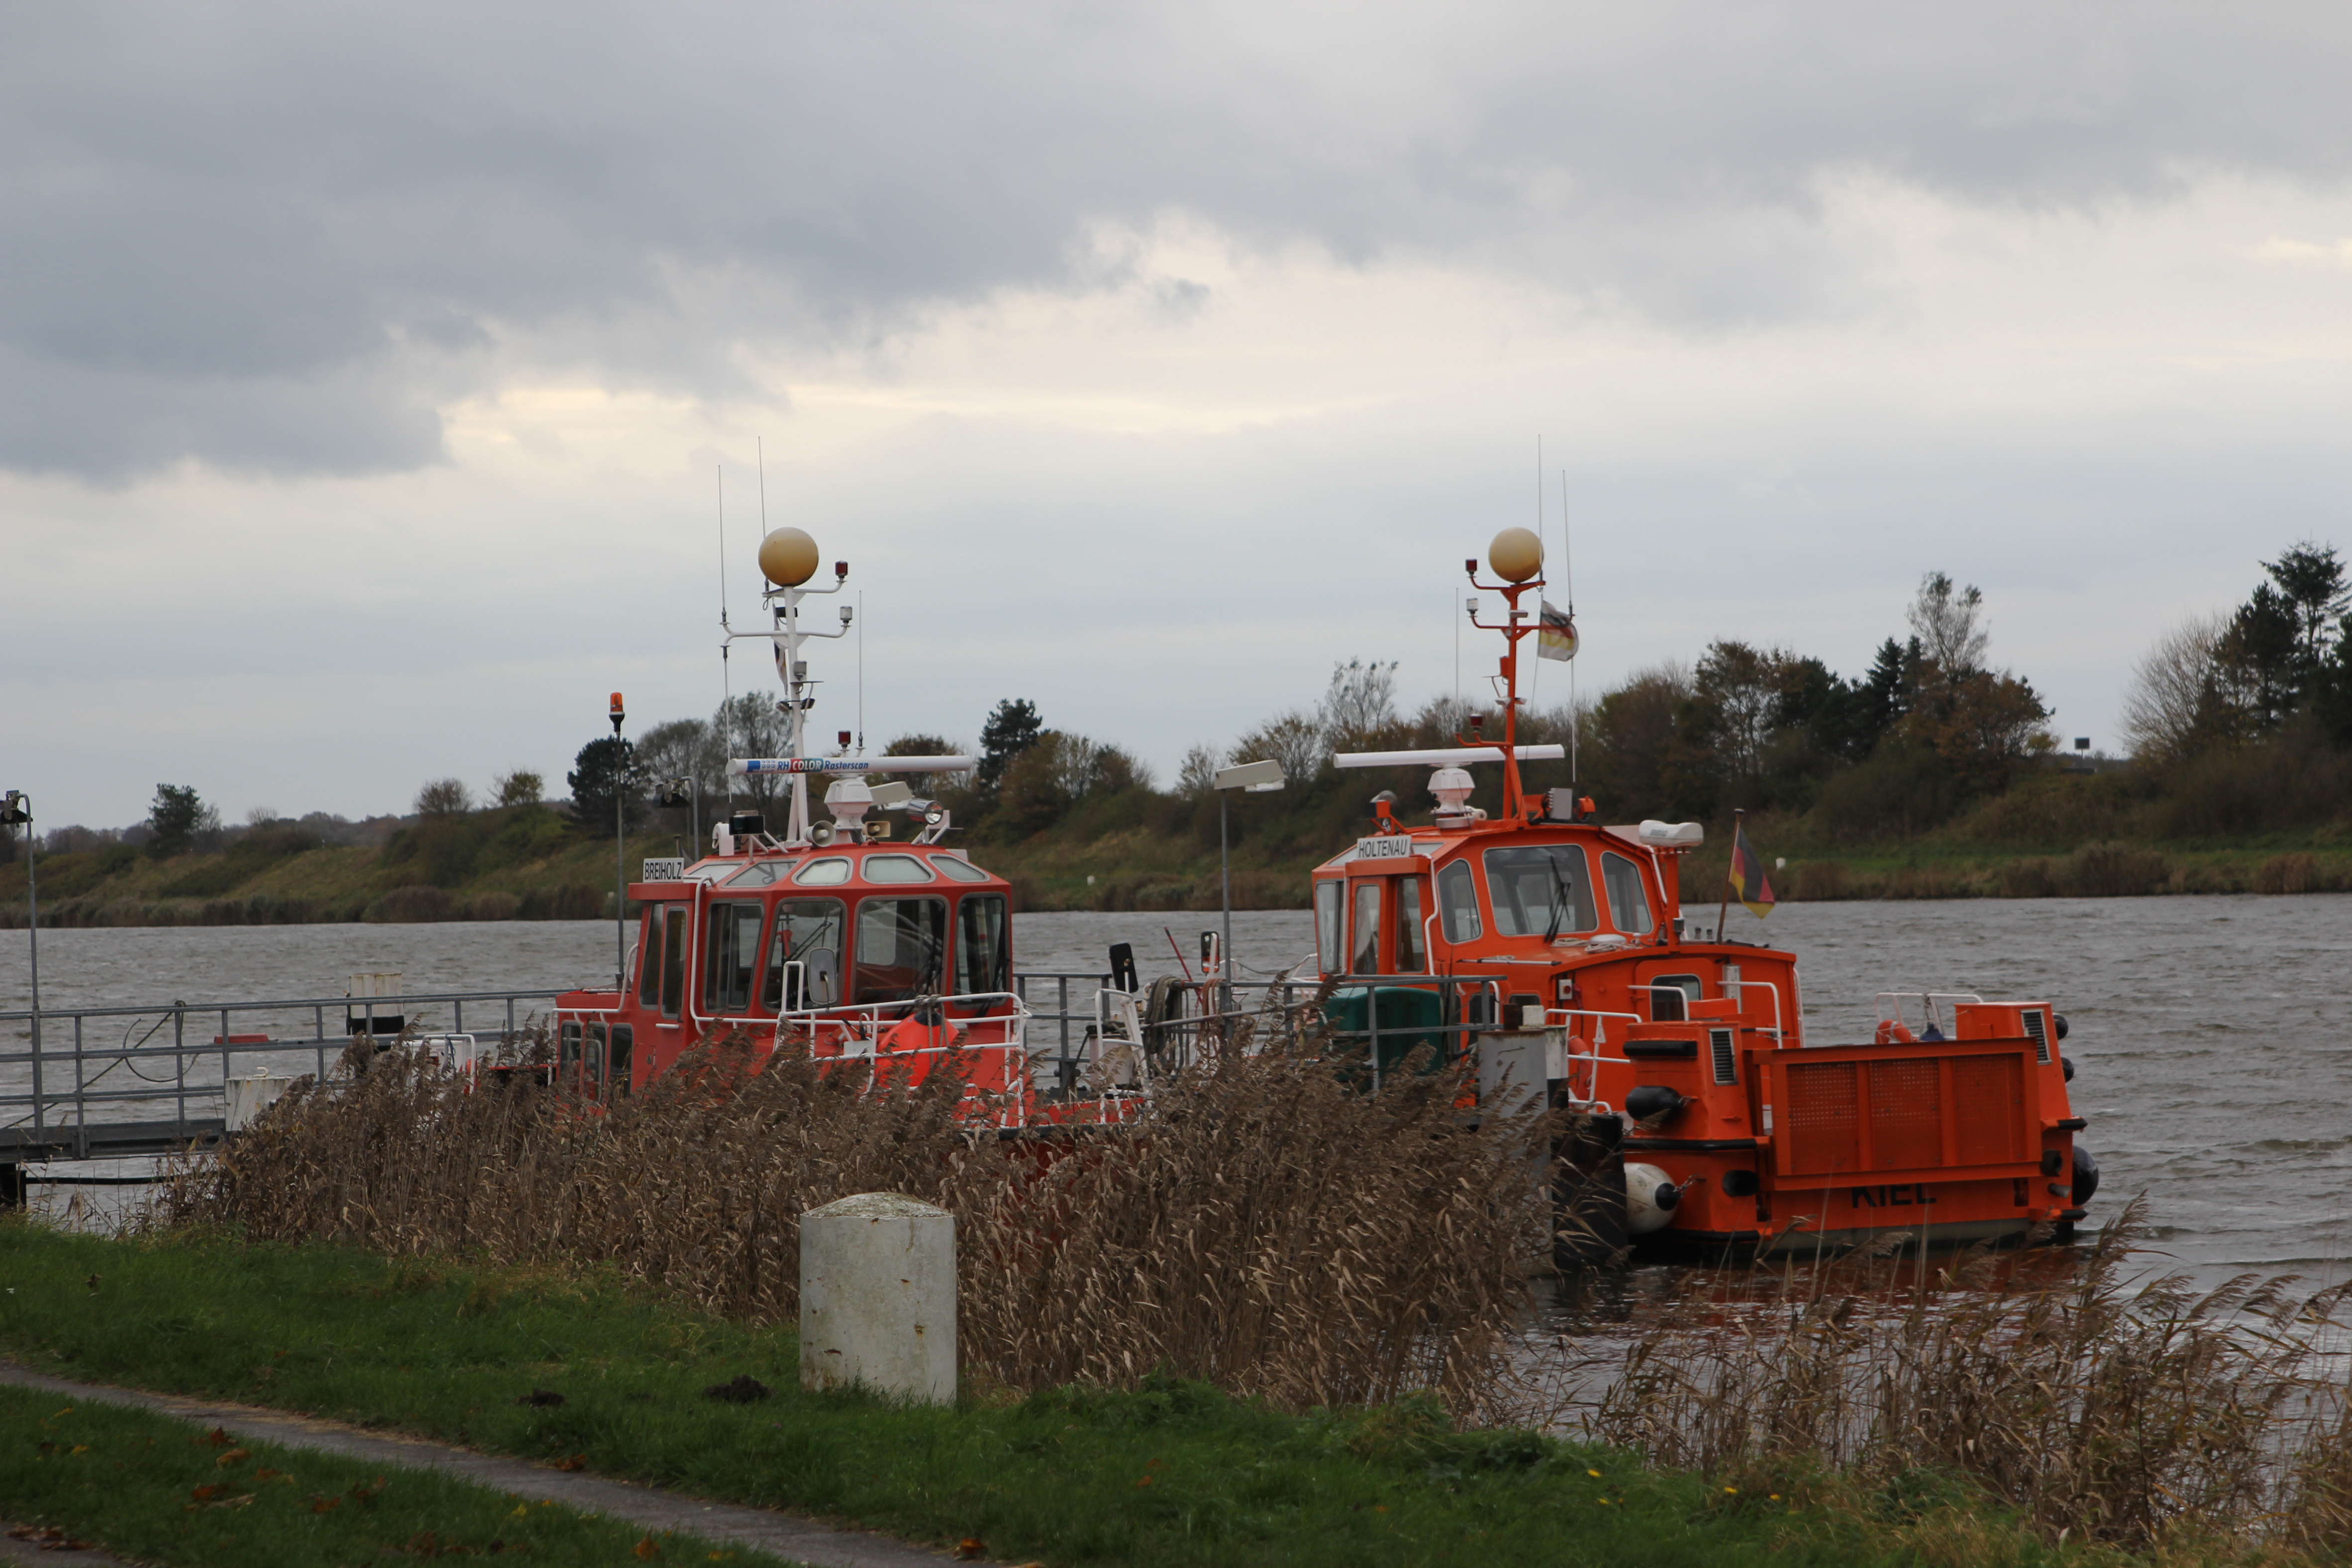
xmin=1323 ymin=985 xmax=1450 ymax=1079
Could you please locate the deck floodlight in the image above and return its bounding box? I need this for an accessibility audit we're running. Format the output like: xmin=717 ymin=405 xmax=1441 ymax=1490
xmin=1213 ymin=758 xmax=1285 ymax=793
xmin=0 ymin=791 xmax=25 ymax=826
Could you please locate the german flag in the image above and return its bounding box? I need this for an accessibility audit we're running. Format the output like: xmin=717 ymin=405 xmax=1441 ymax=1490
xmin=1537 ymin=599 xmax=1578 ymax=661
xmin=1729 ymin=820 xmax=1776 ymax=917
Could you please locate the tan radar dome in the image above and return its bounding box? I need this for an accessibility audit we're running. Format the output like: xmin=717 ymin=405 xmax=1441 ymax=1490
xmin=758 ymin=527 xmax=820 ymax=588
xmin=1488 ymin=526 xmax=1543 ymax=583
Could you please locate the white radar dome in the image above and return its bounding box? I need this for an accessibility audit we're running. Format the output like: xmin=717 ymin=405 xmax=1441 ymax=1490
xmin=1488 ymin=526 xmax=1543 ymax=583
xmin=759 ymin=527 xmax=820 ymax=588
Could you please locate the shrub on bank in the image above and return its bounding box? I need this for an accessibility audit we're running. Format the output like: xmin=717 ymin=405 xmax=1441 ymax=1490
xmin=2059 ymin=842 xmax=2171 ymax=897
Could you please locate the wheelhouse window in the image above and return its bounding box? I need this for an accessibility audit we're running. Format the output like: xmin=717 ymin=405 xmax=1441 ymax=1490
xmin=794 ymin=856 xmax=852 ymax=886
xmin=930 ymin=854 xmax=990 ymax=883
xmin=1314 ymin=881 xmax=1343 ymax=975
xmin=763 ymin=898 xmax=846 ymax=1012
xmin=1482 ymin=844 xmax=1597 ymax=939
xmin=1351 ymin=881 xmax=1383 ymax=974
xmin=704 ymin=901 xmax=766 ymax=1016
xmin=1397 ymin=876 xmax=1428 ymax=972
xmin=636 ymin=908 xmax=667 ymax=1007
xmin=659 ymin=907 xmax=688 ymax=1016
xmin=1437 ymin=860 xmax=1482 ymax=943
xmin=954 ymin=893 xmax=1010 ymax=997
xmin=1601 ymin=851 xmax=1652 ymax=936
xmin=861 ymin=853 xmax=934 ymax=884
xmin=853 ymin=896 xmax=948 ymax=1005
xmin=1647 ymin=973 xmax=1702 ymax=1022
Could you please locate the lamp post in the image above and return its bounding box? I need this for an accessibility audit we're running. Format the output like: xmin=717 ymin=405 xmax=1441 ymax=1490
xmin=609 ymin=694 xmax=626 ymax=992
xmin=1210 ymin=760 xmax=1286 ymax=1017
xmin=2 ymin=791 xmax=37 ymax=1134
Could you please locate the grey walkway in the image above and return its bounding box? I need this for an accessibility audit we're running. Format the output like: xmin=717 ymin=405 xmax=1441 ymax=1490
xmin=0 ymin=1362 xmax=959 ymax=1568
xmin=0 ymin=1522 xmax=134 ymax=1568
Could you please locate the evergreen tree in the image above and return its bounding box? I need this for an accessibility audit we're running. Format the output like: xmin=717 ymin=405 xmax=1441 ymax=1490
xmin=2265 ymin=541 xmax=2349 ymax=677
xmin=145 ymin=784 xmax=209 ymax=858
xmin=976 ymin=700 xmax=1043 ymax=794
xmin=567 ymin=737 xmax=646 ymax=833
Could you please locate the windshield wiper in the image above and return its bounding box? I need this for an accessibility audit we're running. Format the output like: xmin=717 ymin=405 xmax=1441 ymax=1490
xmin=1542 ymin=850 xmax=1575 ymax=943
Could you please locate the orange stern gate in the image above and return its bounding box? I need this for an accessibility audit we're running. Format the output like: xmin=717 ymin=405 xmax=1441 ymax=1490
xmin=1745 ymin=1031 xmax=2060 ymax=1249
xmin=1758 ymin=1038 xmax=2045 ymax=1190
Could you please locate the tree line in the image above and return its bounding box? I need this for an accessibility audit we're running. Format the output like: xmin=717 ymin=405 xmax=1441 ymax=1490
xmin=9 ymin=544 xmax=2340 ymax=877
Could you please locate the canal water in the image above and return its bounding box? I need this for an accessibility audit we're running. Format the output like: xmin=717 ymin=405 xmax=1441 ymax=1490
xmin=4 ymin=896 xmax=2347 ymax=1289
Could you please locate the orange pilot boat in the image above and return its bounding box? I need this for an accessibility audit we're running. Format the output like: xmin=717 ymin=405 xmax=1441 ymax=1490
xmin=1308 ymin=526 xmax=2099 ymax=1260
xmin=550 ymin=526 xmax=1038 ymax=1126
xmin=549 ymin=517 xmax=2098 ymax=1265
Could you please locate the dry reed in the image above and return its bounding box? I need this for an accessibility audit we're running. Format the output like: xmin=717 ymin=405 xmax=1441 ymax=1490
xmin=160 ymin=1015 xmax=1553 ymax=1418
xmin=1574 ymin=1203 xmax=2352 ymax=1553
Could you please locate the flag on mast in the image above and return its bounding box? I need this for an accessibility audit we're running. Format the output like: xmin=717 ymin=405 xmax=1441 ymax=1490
xmin=1728 ymin=819 xmax=1777 ymax=917
xmin=1537 ymin=599 xmax=1577 ymax=661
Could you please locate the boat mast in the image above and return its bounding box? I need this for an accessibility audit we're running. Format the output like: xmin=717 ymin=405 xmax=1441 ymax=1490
xmin=733 ymin=527 xmax=848 ymax=847
xmin=1465 ymin=527 xmax=1545 ymax=821
xmin=776 ymin=585 xmax=809 ymax=843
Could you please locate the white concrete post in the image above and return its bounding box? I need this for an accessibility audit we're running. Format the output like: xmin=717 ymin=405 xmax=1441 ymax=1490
xmin=224 ymin=1074 xmax=295 ymax=1132
xmin=799 ymin=1192 xmax=956 ymax=1405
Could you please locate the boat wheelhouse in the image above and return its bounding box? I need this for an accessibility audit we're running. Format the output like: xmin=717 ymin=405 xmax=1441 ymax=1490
xmin=552 ymin=527 xmax=1031 ymax=1122
xmin=1308 ymin=527 xmax=2097 ymax=1258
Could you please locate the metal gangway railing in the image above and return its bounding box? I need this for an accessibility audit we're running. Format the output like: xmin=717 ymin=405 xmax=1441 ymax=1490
xmin=0 ymin=988 xmax=565 ymax=1161
xmin=0 ymin=967 xmax=1552 ymax=1169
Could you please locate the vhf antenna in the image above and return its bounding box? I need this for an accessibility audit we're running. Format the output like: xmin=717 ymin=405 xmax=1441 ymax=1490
xmin=1562 ymin=467 xmax=1577 ymax=792
xmin=718 ymin=463 xmax=734 ymax=824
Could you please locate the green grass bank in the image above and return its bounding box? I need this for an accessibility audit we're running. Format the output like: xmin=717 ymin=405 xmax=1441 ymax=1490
xmin=0 ymin=1381 xmax=778 ymax=1567
xmin=4 ymin=787 xmax=2349 ymax=929
xmin=0 ymin=1222 xmax=2099 ymax=1568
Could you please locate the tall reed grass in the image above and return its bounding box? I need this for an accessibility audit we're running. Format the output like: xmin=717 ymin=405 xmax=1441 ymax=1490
xmin=159 ymin=1029 xmax=2352 ymax=1555
xmin=1576 ymin=1204 xmax=2352 ymax=1554
xmin=161 ymin=1019 xmax=1551 ymax=1417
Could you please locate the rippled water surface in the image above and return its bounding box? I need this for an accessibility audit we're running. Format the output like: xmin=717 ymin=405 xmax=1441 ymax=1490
xmin=5 ymin=896 xmax=2347 ymax=1285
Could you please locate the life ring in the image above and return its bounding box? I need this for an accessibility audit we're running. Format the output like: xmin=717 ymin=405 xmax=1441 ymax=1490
xmin=1564 ymin=1033 xmax=1593 ymax=1096
xmin=1875 ymin=1019 xmax=1916 ymax=1045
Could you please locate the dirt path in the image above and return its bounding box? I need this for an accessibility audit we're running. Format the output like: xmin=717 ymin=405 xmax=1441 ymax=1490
xmin=0 ymin=1522 xmax=134 ymax=1567
xmin=0 ymin=1362 xmax=958 ymax=1568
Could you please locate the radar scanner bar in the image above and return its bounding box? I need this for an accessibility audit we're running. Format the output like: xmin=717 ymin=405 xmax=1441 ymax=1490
xmin=1332 ymin=744 xmax=1564 ymax=770
xmin=729 ymin=755 xmax=975 ymax=776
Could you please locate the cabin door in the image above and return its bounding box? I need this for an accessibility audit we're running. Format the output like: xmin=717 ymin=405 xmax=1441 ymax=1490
xmin=1346 ymin=873 xmax=1431 ymax=976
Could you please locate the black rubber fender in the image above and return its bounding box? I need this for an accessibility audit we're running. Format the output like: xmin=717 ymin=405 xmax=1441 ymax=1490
xmin=1624 ymin=1085 xmax=1689 ymax=1123
xmin=2072 ymin=1143 xmax=2100 ymax=1207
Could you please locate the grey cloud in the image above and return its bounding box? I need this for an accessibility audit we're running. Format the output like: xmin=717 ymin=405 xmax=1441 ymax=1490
xmin=5 ymin=2 xmax=2351 ymax=478
xmin=0 ymin=347 xmax=442 ymax=481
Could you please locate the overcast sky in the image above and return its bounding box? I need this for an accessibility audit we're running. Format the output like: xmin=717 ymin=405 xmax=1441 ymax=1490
xmin=5 ymin=3 xmax=2351 ymax=830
